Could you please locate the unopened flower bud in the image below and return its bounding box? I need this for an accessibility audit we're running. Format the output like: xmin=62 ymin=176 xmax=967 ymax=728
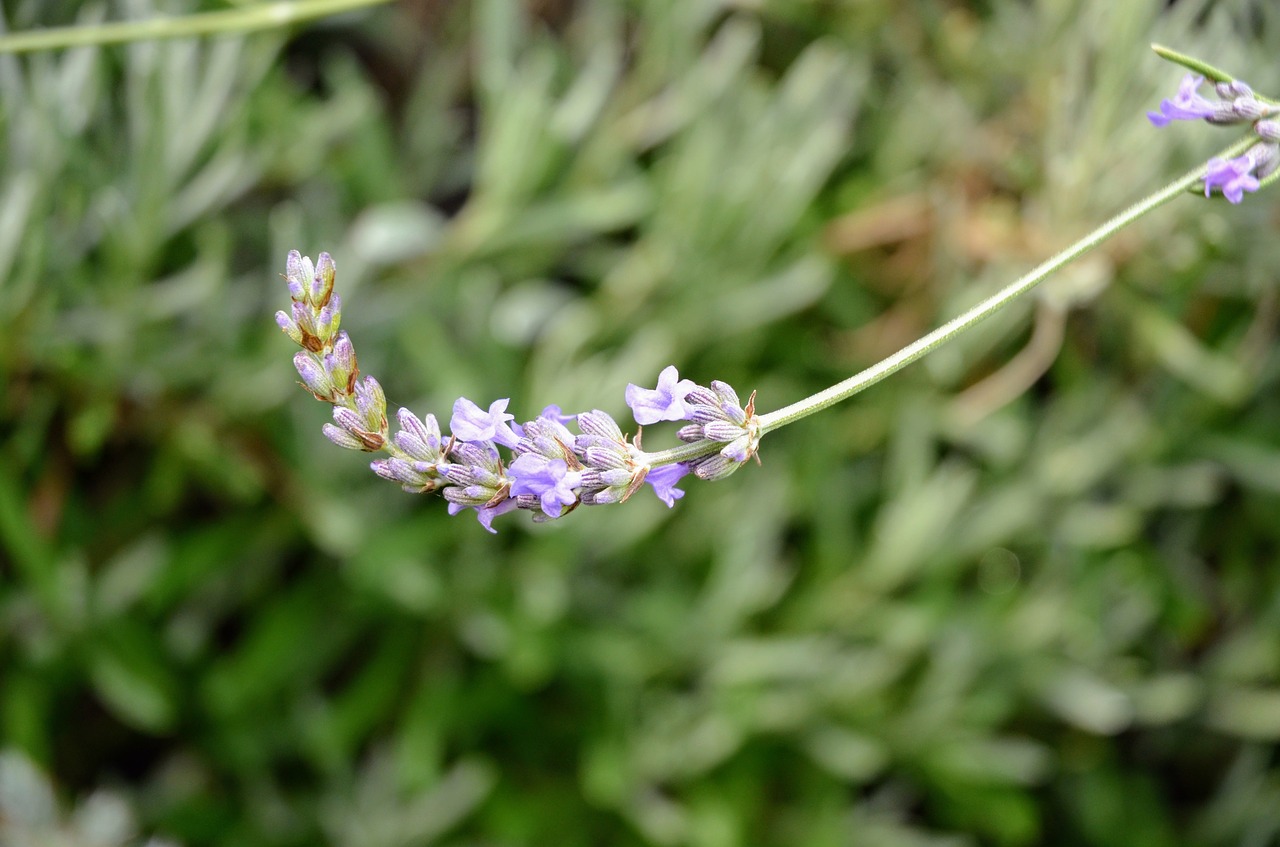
xmin=294 ymin=352 xmax=335 ymax=400
xmin=689 ymin=453 xmax=742 ymax=481
xmin=311 ymin=252 xmax=337 ymax=306
xmin=1252 ymin=141 xmax=1280 ymax=180
xmin=285 ymin=250 xmax=309 ymax=300
xmin=353 ymin=377 xmax=387 ymax=428
xmin=275 ymin=310 xmax=303 ymax=346
xmin=325 ymin=332 xmax=358 ymax=392
xmin=702 ymin=420 xmax=747 ymax=442
xmin=393 ymin=409 xmax=443 ymax=462
xmin=332 ymin=406 xmax=385 ymax=451
xmin=1230 ymin=97 xmax=1266 ymax=121
xmin=1256 ymin=120 xmax=1280 ymax=143
xmin=1215 ymin=79 xmax=1253 ymax=99
xmin=314 ymin=294 xmax=342 ymax=343
xmin=323 ymin=423 xmax=366 ymax=450
xmin=677 ymin=424 xmax=704 ymax=443
xmin=371 ymin=457 xmax=443 ymax=493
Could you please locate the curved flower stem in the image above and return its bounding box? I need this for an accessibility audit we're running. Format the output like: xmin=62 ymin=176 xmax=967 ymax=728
xmin=638 ymin=438 xmax=723 ymax=468
xmin=752 ymin=134 xmax=1258 ymax=438
xmin=0 ymin=0 xmax=392 ymax=54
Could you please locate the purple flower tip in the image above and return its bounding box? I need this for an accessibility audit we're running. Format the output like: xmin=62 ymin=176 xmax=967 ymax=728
xmin=645 ymin=463 xmax=690 ymax=508
xmin=451 ymin=397 xmax=520 ymax=449
xmin=285 ymin=251 xmax=307 ymax=299
xmin=625 ymin=366 xmax=699 ymax=426
xmin=538 ymin=404 xmax=579 ymax=425
xmin=448 ymin=498 xmax=519 ymax=534
xmin=509 ymin=454 xmax=578 ymax=518
xmin=1148 ymin=73 xmax=1218 ymax=127
xmin=1204 ymin=154 xmax=1261 ymax=204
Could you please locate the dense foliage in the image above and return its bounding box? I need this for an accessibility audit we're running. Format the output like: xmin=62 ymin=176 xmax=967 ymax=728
xmin=2 ymin=1 xmax=1280 ymax=845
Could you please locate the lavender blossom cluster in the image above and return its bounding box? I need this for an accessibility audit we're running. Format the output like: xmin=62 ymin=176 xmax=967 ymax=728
xmin=1148 ymin=73 xmax=1280 ymax=203
xmin=277 ymin=252 xmax=761 ymax=532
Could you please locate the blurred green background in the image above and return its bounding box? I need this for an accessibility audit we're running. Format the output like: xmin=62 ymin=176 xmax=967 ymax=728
xmin=3 ymin=1 xmax=1280 ymax=845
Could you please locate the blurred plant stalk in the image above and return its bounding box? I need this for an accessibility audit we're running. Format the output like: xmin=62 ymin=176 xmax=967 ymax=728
xmin=0 ymin=0 xmax=392 ymax=54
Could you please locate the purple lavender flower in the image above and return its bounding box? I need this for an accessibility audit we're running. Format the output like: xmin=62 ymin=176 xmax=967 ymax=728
xmin=1148 ymin=73 xmax=1273 ymax=127
xmin=538 ymin=405 xmax=578 ymax=425
xmin=1203 ymin=154 xmax=1261 ymax=203
xmin=625 ymin=366 xmax=699 ymax=425
xmin=645 ymin=463 xmax=690 ymax=507
xmin=447 ymin=498 xmax=519 ymax=534
xmin=509 ymin=413 xmax=584 ymax=516
xmin=451 ymin=397 xmax=521 ymax=449
xmin=508 ymin=454 xmax=580 ymax=518
xmin=1148 ymin=74 xmax=1220 ymax=126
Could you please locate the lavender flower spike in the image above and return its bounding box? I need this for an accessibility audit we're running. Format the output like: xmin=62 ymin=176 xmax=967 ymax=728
xmin=451 ymin=397 xmax=521 ymax=449
xmin=626 ymin=366 xmax=699 ymax=425
xmin=1203 ymin=155 xmax=1261 ymax=204
xmin=280 ymin=249 xmax=771 ymax=530
xmin=1148 ymin=74 xmax=1220 ymax=127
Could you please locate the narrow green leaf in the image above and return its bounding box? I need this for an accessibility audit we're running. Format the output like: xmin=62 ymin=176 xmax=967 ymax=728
xmin=1149 ymin=44 xmax=1235 ymax=83
xmin=0 ymin=0 xmax=393 ymax=55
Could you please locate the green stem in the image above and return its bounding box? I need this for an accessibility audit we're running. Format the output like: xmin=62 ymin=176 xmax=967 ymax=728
xmin=0 ymin=0 xmax=392 ymax=54
xmin=638 ymin=436 xmax=723 ymax=469
xmin=745 ymin=134 xmax=1257 ymax=440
